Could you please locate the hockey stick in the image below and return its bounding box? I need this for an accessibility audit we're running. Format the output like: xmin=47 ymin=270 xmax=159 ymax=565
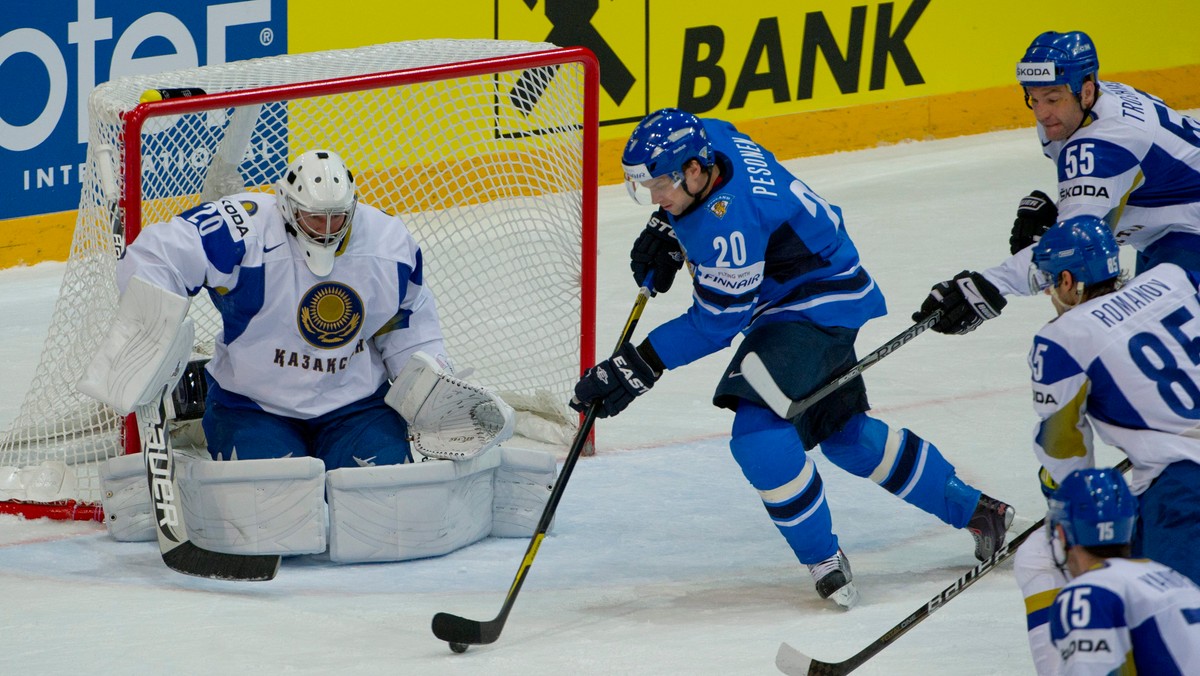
xmin=776 ymin=457 xmax=1135 ymax=675
xmin=743 ymin=310 xmax=942 ymax=420
xmin=136 ymin=387 xmax=280 ymax=581
xmin=432 ymin=279 xmax=656 ymax=651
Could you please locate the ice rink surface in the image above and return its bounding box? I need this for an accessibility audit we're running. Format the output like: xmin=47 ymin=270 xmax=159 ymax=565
xmin=0 ymin=122 xmax=1149 ymax=675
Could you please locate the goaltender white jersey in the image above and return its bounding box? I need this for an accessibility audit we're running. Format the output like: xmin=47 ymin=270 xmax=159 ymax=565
xmin=1049 ymin=557 xmax=1200 ymax=676
xmin=986 ymin=81 xmax=1200 ymax=296
xmin=1029 ymin=263 xmax=1200 ymax=494
xmin=117 ymin=193 xmax=447 ymax=419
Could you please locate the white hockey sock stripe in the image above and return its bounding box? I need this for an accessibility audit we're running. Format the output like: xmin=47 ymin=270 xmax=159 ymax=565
xmin=868 ymin=426 xmax=904 ymax=484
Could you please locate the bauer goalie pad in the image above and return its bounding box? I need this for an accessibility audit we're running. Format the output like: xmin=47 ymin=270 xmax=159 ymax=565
xmin=77 ymin=276 xmax=194 ymax=415
xmin=386 ymin=352 xmax=515 ymax=461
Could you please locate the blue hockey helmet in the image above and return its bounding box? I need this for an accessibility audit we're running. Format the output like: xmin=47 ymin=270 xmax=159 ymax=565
xmin=1047 ymin=468 xmax=1137 ymax=548
xmin=622 ymin=108 xmax=713 ymax=205
xmin=1030 ymin=216 xmax=1120 ymax=291
xmin=1017 ymin=31 xmax=1099 ymax=95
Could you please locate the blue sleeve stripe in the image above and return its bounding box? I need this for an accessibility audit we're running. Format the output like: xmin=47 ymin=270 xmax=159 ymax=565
xmin=207 ymin=265 xmax=264 ymax=345
xmin=375 ymin=261 xmax=415 ymax=336
xmin=1026 ymin=604 xmax=1052 ymax=631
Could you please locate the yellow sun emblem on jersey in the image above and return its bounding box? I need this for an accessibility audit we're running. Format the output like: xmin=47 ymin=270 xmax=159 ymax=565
xmin=297 ymin=282 xmax=363 ymax=349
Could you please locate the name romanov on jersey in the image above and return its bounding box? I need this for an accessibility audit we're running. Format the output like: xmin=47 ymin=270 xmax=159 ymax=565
xmin=1089 ymin=279 xmax=1170 ymax=327
xmin=273 ymin=338 xmax=366 ymax=373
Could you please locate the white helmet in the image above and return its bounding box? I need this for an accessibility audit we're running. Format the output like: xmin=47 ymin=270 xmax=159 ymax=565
xmin=275 ymin=149 xmax=357 ymax=276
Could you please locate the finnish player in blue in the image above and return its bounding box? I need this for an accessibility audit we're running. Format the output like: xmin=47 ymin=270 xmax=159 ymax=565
xmin=1013 ymin=217 xmax=1200 ymax=673
xmin=914 ymin=30 xmax=1200 ymax=335
xmin=570 ymin=109 xmax=1014 ymax=608
xmin=1045 ymin=468 xmax=1200 ymax=675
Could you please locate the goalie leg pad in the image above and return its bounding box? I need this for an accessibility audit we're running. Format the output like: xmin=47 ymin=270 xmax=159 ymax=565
xmin=386 ymin=351 xmax=515 ymax=461
xmin=491 ymin=446 xmax=558 ymax=538
xmin=176 ymin=455 xmax=327 ymax=556
xmin=98 ymin=452 xmax=155 ymax=542
xmin=326 ymin=449 xmax=501 ymax=563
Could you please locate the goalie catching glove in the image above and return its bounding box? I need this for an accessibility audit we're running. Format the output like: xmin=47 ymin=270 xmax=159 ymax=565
xmin=912 ymin=270 xmax=1007 ymax=335
xmin=570 ymin=341 xmax=662 ymax=418
xmin=386 ymin=352 xmax=515 ymax=461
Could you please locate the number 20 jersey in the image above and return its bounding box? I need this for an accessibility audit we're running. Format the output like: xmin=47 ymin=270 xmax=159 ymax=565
xmin=1030 ymin=263 xmax=1200 ymax=493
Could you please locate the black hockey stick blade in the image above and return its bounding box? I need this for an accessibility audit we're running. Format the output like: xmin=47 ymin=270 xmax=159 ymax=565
xmin=432 ymin=281 xmax=655 ymax=650
xmin=775 ymin=458 xmax=1133 ymax=675
xmin=138 ymin=394 xmax=280 ymax=581
xmin=743 ymin=310 xmax=942 ymax=420
xmin=162 ymin=541 xmax=280 ymax=581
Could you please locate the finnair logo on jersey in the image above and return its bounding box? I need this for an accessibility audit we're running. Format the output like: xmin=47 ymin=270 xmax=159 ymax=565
xmin=698 ymin=262 xmax=764 ymax=293
xmin=1016 ymin=62 xmax=1056 ymax=82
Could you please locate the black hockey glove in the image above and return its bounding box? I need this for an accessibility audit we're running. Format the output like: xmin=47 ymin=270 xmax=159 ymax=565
xmin=1009 ymin=190 xmax=1057 ymax=255
xmin=570 ymin=341 xmax=660 ymax=418
xmin=912 ymin=270 xmax=1008 ymax=335
xmin=630 ymin=210 xmax=684 ymax=294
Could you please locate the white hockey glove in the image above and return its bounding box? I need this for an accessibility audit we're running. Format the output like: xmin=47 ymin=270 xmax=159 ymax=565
xmin=77 ymin=276 xmax=195 ymax=415
xmin=385 ymin=352 xmax=515 ymax=461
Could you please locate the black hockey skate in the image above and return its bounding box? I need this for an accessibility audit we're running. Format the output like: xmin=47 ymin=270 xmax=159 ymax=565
xmin=807 ymin=548 xmax=859 ymax=609
xmin=968 ymin=494 xmax=1014 ymax=561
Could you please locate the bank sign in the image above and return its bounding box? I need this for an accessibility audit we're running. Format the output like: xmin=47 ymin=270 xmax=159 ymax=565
xmin=0 ymin=0 xmax=287 ymax=219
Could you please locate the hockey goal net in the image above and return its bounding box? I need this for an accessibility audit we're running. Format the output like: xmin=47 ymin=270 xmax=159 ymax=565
xmin=0 ymin=40 xmax=598 ymax=519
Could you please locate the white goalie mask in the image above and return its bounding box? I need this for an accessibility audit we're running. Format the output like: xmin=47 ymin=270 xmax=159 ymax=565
xmin=275 ymin=149 xmax=358 ymax=276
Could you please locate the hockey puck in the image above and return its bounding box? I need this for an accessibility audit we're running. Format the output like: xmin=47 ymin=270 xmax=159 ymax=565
xmin=449 ymin=642 xmax=469 ymax=654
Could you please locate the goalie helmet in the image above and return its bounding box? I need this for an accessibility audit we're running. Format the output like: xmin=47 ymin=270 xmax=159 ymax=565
xmin=1030 ymin=216 xmax=1119 ymax=291
xmin=621 ymin=108 xmax=713 ymax=205
xmin=275 ymin=149 xmax=358 ymax=276
xmin=1047 ymin=468 xmax=1136 ymax=548
xmin=1016 ymin=31 xmax=1099 ymax=96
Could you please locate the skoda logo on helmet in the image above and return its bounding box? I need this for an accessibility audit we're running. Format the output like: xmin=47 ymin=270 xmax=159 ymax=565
xmin=1016 ymin=62 xmax=1056 ymax=82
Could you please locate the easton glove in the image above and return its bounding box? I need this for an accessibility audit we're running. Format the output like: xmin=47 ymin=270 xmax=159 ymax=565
xmin=570 ymin=341 xmax=660 ymax=418
xmin=630 ymin=210 xmax=684 ymax=294
xmin=912 ymin=270 xmax=1008 ymax=335
xmin=1010 ymin=190 xmax=1057 ymax=255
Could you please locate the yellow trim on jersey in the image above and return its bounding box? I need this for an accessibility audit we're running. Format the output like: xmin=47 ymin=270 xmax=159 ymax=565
xmin=1037 ymin=384 xmax=1091 ymax=459
xmin=1024 ymin=588 xmax=1059 ymax=617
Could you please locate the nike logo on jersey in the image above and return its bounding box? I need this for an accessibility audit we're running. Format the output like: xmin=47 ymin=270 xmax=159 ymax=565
xmin=263 ymin=242 xmax=285 ymax=254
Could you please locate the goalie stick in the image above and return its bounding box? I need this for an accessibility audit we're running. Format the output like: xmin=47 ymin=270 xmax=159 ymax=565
xmin=743 ymin=310 xmax=942 ymax=420
xmin=775 ymin=457 xmax=1134 ymax=675
xmin=136 ymin=386 xmax=280 ymax=581
xmin=432 ymin=278 xmax=656 ymax=651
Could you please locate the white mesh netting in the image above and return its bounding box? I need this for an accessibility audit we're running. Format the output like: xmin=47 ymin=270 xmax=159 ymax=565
xmin=0 ymin=40 xmax=596 ymax=507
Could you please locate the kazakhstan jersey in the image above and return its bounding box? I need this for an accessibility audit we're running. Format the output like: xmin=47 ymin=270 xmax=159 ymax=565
xmin=1030 ymin=263 xmax=1200 ymax=493
xmin=1049 ymin=558 xmax=1200 ymax=675
xmin=116 ymin=194 xmax=446 ymax=420
xmin=646 ymin=119 xmax=886 ymax=369
xmin=986 ymin=81 xmax=1200 ymax=296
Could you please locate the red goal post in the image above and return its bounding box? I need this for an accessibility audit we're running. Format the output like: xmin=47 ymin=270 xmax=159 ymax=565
xmin=0 ymin=40 xmax=599 ymax=521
